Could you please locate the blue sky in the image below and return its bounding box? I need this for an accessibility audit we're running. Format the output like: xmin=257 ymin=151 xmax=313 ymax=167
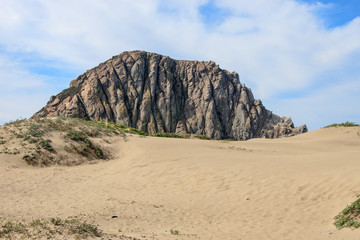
xmin=0 ymin=0 xmax=359 ymax=130
xmin=299 ymin=0 xmax=360 ymax=27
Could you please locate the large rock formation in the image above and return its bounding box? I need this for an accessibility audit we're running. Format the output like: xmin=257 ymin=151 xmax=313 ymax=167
xmin=33 ymin=51 xmax=307 ymax=140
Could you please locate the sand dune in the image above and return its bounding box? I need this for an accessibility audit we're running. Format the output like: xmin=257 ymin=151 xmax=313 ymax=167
xmin=1 ymin=126 xmax=360 ymax=239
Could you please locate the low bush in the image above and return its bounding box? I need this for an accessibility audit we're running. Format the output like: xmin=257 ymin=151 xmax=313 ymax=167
xmin=334 ymin=198 xmax=360 ymax=229
xmin=153 ymin=133 xmax=184 ymax=138
xmin=324 ymin=121 xmax=359 ymax=128
xmin=0 ymin=218 xmax=103 ymax=239
xmin=66 ymin=130 xmax=104 ymax=159
xmin=170 ymin=229 xmax=180 ymax=235
xmin=194 ymin=135 xmax=211 ymax=140
xmin=40 ymin=139 xmax=53 ymax=151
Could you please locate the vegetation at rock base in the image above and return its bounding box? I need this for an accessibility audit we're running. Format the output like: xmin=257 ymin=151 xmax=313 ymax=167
xmin=91 ymin=120 xmax=148 ymax=136
xmin=152 ymin=133 xmax=184 ymax=138
xmin=221 ymin=138 xmax=236 ymax=141
xmin=334 ymin=198 xmax=360 ymax=229
xmin=194 ymin=135 xmax=211 ymax=140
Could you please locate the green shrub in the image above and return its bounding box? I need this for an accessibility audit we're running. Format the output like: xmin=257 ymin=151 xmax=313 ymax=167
xmin=27 ymin=124 xmax=45 ymax=137
xmin=324 ymin=121 xmax=359 ymax=128
xmin=0 ymin=217 xmax=103 ymax=239
xmin=0 ymin=221 xmax=27 ymax=237
xmin=28 ymin=137 xmax=38 ymax=144
xmin=40 ymin=139 xmax=53 ymax=151
xmin=94 ymin=147 xmax=104 ymax=159
xmin=66 ymin=130 xmax=104 ymax=159
xmin=153 ymin=133 xmax=184 ymax=138
xmin=222 ymin=138 xmax=236 ymax=141
xmin=70 ymin=222 xmax=101 ymax=237
xmin=12 ymin=148 xmax=20 ymax=155
xmin=194 ymin=135 xmax=211 ymax=140
xmin=334 ymin=198 xmax=360 ymax=229
xmin=66 ymin=130 xmax=87 ymax=142
xmin=30 ymin=219 xmax=45 ymax=227
xmin=170 ymin=229 xmax=180 ymax=235
xmin=124 ymin=127 xmax=148 ymax=136
xmin=50 ymin=218 xmax=62 ymax=226
xmin=3 ymin=118 xmax=26 ymax=127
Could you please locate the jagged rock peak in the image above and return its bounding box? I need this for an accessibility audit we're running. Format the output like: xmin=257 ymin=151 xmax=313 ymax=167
xmin=33 ymin=50 xmax=307 ymax=140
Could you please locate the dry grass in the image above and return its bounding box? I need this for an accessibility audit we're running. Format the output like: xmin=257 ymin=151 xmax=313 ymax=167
xmin=0 ymin=117 xmax=136 ymax=167
xmin=0 ymin=217 xmax=136 ymax=239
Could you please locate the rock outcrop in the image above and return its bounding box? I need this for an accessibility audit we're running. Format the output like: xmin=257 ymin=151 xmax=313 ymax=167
xmin=33 ymin=51 xmax=307 ymax=140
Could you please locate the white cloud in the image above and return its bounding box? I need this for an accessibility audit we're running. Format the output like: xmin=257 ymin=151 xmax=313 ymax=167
xmin=0 ymin=0 xmax=359 ymax=128
xmin=0 ymin=53 xmax=66 ymax=124
xmin=200 ymin=0 xmax=360 ymax=97
xmin=268 ymin=79 xmax=360 ymax=130
xmin=0 ymin=93 xmax=49 ymax=124
xmin=0 ymin=54 xmax=45 ymax=89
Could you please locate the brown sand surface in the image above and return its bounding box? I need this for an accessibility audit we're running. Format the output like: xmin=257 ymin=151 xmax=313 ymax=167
xmin=1 ymin=127 xmax=360 ymax=239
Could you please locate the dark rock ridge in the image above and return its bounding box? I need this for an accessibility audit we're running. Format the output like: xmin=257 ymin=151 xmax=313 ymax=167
xmin=33 ymin=51 xmax=307 ymax=140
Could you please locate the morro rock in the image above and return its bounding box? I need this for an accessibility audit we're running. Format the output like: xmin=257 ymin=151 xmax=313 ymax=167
xmin=33 ymin=51 xmax=307 ymax=140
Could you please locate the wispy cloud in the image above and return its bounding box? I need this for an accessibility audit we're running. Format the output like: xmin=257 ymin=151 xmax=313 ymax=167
xmin=269 ymin=78 xmax=360 ymax=128
xmin=0 ymin=0 xmax=359 ymax=129
xmin=0 ymin=55 xmax=44 ymax=89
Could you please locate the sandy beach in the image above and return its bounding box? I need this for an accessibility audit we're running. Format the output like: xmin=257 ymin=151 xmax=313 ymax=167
xmin=1 ymin=126 xmax=360 ymax=239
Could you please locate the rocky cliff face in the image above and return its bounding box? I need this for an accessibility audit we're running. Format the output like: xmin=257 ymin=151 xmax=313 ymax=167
xmin=33 ymin=51 xmax=307 ymax=140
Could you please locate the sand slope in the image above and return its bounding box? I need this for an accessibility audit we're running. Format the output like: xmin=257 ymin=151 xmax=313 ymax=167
xmin=1 ymin=127 xmax=360 ymax=239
